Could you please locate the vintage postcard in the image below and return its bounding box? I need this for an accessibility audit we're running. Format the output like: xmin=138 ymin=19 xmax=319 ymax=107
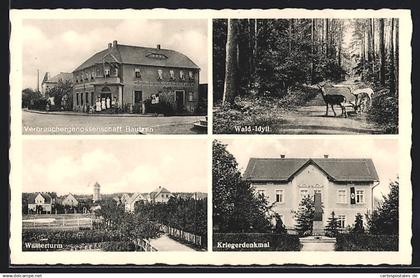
xmin=19 ymin=18 xmax=208 ymax=135
xmin=9 ymin=8 xmax=412 ymax=266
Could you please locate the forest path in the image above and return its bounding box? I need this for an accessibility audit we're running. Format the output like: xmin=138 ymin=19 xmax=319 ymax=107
xmin=274 ymin=104 xmax=381 ymax=134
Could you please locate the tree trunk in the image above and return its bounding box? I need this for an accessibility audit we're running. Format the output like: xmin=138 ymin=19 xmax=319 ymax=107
xmin=371 ymin=19 xmax=376 ymax=79
xmin=288 ymin=19 xmax=293 ymax=54
xmin=222 ymin=19 xmax=238 ymax=105
xmin=390 ymin=18 xmax=395 ymax=93
xmin=367 ymin=19 xmax=373 ymax=76
xmin=395 ymin=19 xmax=399 ymax=95
xmin=325 ymin=19 xmax=329 ymax=57
xmin=379 ymin=18 xmax=386 ymax=85
xmin=254 ymin=19 xmax=258 ymax=77
xmin=311 ymin=18 xmax=315 ymax=84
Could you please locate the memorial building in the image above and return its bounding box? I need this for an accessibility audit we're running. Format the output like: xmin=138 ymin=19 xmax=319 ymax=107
xmin=243 ymin=155 xmax=379 ymax=232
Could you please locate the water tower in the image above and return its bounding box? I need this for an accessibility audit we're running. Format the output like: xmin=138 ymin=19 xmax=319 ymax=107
xmin=93 ymin=182 xmax=101 ymax=202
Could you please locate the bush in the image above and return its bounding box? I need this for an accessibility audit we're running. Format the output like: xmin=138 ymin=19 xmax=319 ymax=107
xmin=213 ymin=233 xmax=301 ymax=251
xmin=101 ymin=241 xmax=137 ymax=251
xmin=335 ymin=234 xmax=398 ymax=251
xmin=367 ymin=91 xmax=398 ymax=134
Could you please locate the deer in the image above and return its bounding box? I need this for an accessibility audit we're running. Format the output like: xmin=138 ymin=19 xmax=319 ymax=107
xmin=317 ymin=84 xmax=356 ymax=118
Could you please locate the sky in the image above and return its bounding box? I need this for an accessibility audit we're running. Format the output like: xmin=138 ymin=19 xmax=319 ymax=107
xmin=219 ymin=138 xmax=399 ymax=198
xmin=22 ymin=19 xmax=208 ymax=89
xmin=23 ymin=139 xmax=208 ymax=196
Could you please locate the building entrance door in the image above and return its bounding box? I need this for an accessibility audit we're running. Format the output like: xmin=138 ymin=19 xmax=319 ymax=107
xmin=175 ymin=90 xmax=184 ymax=111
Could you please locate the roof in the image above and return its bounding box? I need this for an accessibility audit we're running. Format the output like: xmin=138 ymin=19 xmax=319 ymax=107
xmin=243 ymin=158 xmax=379 ymax=183
xmin=43 ymin=72 xmax=73 ymax=84
xmin=28 ymin=192 xmax=53 ymax=204
xmin=150 ymin=186 xmax=171 ymax=199
xmin=74 ymin=43 xmax=200 ymax=72
xmin=127 ymin=192 xmax=146 ymax=205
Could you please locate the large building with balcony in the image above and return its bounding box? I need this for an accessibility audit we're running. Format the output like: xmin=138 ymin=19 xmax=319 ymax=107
xmin=72 ymin=40 xmax=200 ymax=114
xmin=243 ymin=156 xmax=379 ymax=233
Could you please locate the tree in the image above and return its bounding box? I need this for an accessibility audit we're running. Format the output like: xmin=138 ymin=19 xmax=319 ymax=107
xmin=351 ymin=213 xmax=365 ymax=234
xmin=367 ymin=179 xmax=399 ymax=235
xmin=213 ymin=140 xmax=272 ymax=233
xmin=46 ymin=80 xmax=73 ymax=110
xmin=22 ymin=88 xmax=43 ymax=108
xmin=294 ymin=196 xmax=315 ymax=236
xmin=222 ymin=19 xmax=239 ymax=105
xmin=273 ymin=214 xmax=287 ymax=234
xmin=378 ymin=18 xmax=386 ymax=85
xmin=324 ymin=211 xmax=340 ymax=237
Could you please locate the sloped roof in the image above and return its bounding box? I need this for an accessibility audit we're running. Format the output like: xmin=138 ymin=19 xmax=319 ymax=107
xmin=28 ymin=192 xmax=53 ymax=204
xmin=74 ymin=43 xmax=199 ymax=72
xmin=243 ymin=158 xmax=379 ymax=182
xmin=150 ymin=186 xmax=171 ymax=199
xmin=43 ymin=72 xmax=73 ymax=84
xmin=127 ymin=192 xmax=146 ymax=205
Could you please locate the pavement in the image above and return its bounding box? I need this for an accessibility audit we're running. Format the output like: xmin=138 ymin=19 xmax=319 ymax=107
xmin=148 ymin=234 xmax=196 ymax=251
xmin=300 ymin=236 xmax=336 ymax=251
xmin=22 ymin=110 xmax=206 ymax=135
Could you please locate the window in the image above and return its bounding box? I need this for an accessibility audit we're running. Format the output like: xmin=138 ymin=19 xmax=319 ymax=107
xmin=85 ymin=93 xmax=89 ymax=105
xmin=179 ymin=70 xmax=185 ymax=80
xmin=157 ymin=69 xmax=163 ymax=80
xmin=134 ymin=91 xmax=142 ymax=104
xmin=188 ymin=71 xmax=194 ymax=80
xmin=276 ymin=189 xmax=284 ymax=203
xmin=76 ymin=93 xmax=79 ymax=106
xmin=300 ymin=189 xmax=310 ymax=200
xmin=85 ymin=72 xmax=88 ymax=80
xmin=135 ymin=68 xmax=141 ymax=78
xmin=169 ymin=70 xmax=175 ymax=80
xmin=81 ymin=92 xmax=84 ymax=105
xmin=356 ymin=190 xmax=365 ymax=204
xmin=337 ymin=189 xmax=347 ymax=204
xmin=337 ymin=215 xmax=346 ymax=229
xmin=188 ymin=92 xmax=193 ymax=102
xmin=104 ymin=67 xmax=110 ymax=77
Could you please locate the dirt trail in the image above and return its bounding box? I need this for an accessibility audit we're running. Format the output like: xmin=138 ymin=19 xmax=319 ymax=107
xmin=273 ymin=105 xmax=381 ymax=134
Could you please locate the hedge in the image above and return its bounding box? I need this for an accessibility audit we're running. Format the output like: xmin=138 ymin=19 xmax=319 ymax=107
xmin=213 ymin=233 xmax=301 ymax=251
xmin=22 ymin=230 xmax=124 ymax=245
xmin=335 ymin=234 xmax=398 ymax=251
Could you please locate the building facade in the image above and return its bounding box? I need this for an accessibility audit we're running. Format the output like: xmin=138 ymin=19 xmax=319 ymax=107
xmin=61 ymin=193 xmax=79 ymax=207
xmin=72 ymin=41 xmax=200 ymax=114
xmin=27 ymin=193 xmax=54 ymax=214
xmin=243 ymin=156 xmax=379 ymax=232
xmin=41 ymin=72 xmax=73 ymax=95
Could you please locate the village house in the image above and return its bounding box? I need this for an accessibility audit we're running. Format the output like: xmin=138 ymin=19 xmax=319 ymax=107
xmin=60 ymin=193 xmax=79 ymax=207
xmin=41 ymin=72 xmax=73 ymax=95
xmin=27 ymin=192 xmax=55 ymax=214
xmin=123 ymin=186 xmax=175 ymax=213
xmin=72 ymin=40 xmax=200 ymax=114
xmin=243 ymin=155 xmax=379 ymax=232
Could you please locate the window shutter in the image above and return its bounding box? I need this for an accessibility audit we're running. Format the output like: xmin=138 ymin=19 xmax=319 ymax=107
xmin=350 ymin=186 xmax=356 ymax=204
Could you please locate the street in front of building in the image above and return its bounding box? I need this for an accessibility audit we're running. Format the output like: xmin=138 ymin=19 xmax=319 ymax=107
xmin=22 ymin=110 xmax=205 ymax=135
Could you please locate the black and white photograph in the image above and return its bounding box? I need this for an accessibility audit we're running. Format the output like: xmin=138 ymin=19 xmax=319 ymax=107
xmin=213 ymin=18 xmax=399 ymax=134
xmin=21 ymin=19 xmax=208 ymax=135
xmin=213 ymin=138 xmax=399 ymax=251
xmin=21 ymin=139 xmax=208 ymax=251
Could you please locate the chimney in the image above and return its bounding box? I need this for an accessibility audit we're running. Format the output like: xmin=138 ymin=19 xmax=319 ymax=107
xmin=280 ymin=154 xmax=285 ymax=158
xmin=324 ymin=154 xmax=329 ymax=158
xmin=113 ymin=40 xmax=118 ymax=48
xmin=108 ymin=43 xmax=112 ymax=49
xmin=157 ymin=44 xmax=161 ymax=50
